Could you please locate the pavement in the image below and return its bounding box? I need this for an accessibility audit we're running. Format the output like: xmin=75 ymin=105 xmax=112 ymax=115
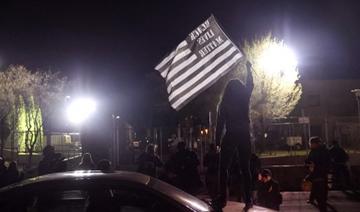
xmin=204 ymin=191 xmax=360 ymax=211
xmin=280 ymin=191 xmax=360 ymax=212
xmin=223 ymin=201 xmax=275 ymax=212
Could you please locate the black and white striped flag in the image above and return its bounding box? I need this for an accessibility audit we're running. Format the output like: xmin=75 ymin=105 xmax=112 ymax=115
xmin=155 ymin=15 xmax=243 ymax=111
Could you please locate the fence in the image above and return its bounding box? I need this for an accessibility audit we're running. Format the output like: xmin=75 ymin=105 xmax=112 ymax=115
xmin=3 ymin=131 xmax=82 ymax=169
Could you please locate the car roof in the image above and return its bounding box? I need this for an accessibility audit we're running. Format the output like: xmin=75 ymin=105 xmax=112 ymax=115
xmin=0 ymin=170 xmax=150 ymax=192
xmin=0 ymin=170 xmax=212 ymax=212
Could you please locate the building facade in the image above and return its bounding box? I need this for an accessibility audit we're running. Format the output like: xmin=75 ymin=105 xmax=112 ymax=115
xmin=299 ymin=79 xmax=360 ymax=147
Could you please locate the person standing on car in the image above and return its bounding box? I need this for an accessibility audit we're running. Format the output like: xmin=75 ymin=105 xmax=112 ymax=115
xmin=214 ymin=62 xmax=254 ymax=211
xmin=305 ymin=136 xmax=330 ymax=212
xmin=203 ymin=143 xmax=219 ymax=200
xmin=250 ymin=153 xmax=261 ymax=191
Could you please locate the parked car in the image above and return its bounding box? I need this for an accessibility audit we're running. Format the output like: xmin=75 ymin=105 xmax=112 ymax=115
xmin=0 ymin=170 xmax=213 ymax=212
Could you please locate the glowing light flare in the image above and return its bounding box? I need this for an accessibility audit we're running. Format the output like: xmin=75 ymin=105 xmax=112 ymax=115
xmin=64 ymin=170 xmax=102 ymax=177
xmin=66 ymin=97 xmax=96 ymax=124
xmin=258 ymin=43 xmax=298 ymax=76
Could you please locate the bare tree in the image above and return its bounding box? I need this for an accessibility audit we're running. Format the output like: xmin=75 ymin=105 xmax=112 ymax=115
xmin=0 ymin=65 xmax=67 ymax=166
xmin=242 ymin=35 xmax=302 ymax=124
xmin=0 ymin=65 xmax=33 ymax=155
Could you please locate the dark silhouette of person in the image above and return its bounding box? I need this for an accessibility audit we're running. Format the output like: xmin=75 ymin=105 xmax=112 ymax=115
xmin=0 ymin=156 xmax=8 ymax=187
xmin=204 ymin=143 xmax=219 ymax=199
xmin=305 ymin=136 xmax=330 ymax=212
xmin=78 ymin=152 xmax=96 ymax=170
xmin=328 ymin=140 xmax=351 ymax=189
xmin=4 ymin=161 xmax=23 ymax=185
xmin=250 ymin=153 xmax=261 ymax=190
xmin=38 ymin=145 xmax=67 ymax=175
xmin=165 ymin=141 xmax=202 ymax=194
xmin=256 ymin=169 xmax=282 ymax=211
xmin=214 ymin=62 xmax=254 ymax=211
xmin=137 ymin=144 xmax=163 ymax=177
xmin=97 ymin=159 xmax=113 ymax=173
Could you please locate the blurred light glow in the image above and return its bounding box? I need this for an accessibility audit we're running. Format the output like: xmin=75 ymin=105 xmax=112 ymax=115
xmin=64 ymin=170 xmax=103 ymax=177
xmin=67 ymin=97 xmax=96 ymax=124
xmin=259 ymin=43 xmax=298 ymax=75
xmin=352 ymin=89 xmax=360 ymax=97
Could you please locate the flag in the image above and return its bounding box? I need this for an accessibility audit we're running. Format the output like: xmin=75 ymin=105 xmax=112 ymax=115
xmin=155 ymin=15 xmax=243 ymax=111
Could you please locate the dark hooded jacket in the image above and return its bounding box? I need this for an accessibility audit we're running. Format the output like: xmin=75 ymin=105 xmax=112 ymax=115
xmin=306 ymin=145 xmax=331 ymax=180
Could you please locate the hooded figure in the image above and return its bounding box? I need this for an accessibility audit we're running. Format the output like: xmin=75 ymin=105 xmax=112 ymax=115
xmin=214 ymin=62 xmax=254 ymax=211
xmin=305 ymin=136 xmax=330 ymax=212
xmin=5 ymin=161 xmax=23 ymax=185
xmin=78 ymin=152 xmax=96 ymax=170
xmin=38 ymin=145 xmax=67 ymax=175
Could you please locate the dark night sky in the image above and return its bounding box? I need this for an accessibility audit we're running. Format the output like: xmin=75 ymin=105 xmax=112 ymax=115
xmin=1 ymin=0 xmax=360 ymax=126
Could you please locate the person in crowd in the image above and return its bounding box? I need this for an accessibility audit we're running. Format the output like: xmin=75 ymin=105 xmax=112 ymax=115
xmin=78 ymin=152 xmax=96 ymax=170
xmin=0 ymin=156 xmax=8 ymax=187
xmin=213 ymin=62 xmax=254 ymax=211
xmin=137 ymin=144 xmax=163 ymax=177
xmin=158 ymin=167 xmax=176 ymax=185
xmin=165 ymin=141 xmax=202 ymax=194
xmin=305 ymin=136 xmax=330 ymax=212
xmin=328 ymin=140 xmax=351 ymax=189
xmin=256 ymin=169 xmax=282 ymax=211
xmin=38 ymin=145 xmax=67 ymax=175
xmin=97 ymin=159 xmax=112 ymax=173
xmin=5 ymin=161 xmax=23 ymax=185
xmin=203 ymin=143 xmax=219 ymax=200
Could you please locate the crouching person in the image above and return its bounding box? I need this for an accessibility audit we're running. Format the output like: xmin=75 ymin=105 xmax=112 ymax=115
xmin=256 ymin=169 xmax=282 ymax=211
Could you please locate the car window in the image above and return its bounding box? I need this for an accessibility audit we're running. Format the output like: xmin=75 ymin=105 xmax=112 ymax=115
xmin=89 ymin=188 xmax=182 ymax=212
xmin=0 ymin=189 xmax=87 ymax=212
xmin=0 ymin=188 xmax=183 ymax=212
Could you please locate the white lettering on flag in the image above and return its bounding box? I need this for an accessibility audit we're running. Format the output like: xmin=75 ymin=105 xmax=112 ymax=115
xmin=155 ymin=15 xmax=243 ymax=111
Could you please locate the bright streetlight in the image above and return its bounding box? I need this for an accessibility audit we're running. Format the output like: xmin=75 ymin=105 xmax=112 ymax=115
xmin=66 ymin=97 xmax=97 ymax=124
xmin=258 ymin=43 xmax=298 ymax=76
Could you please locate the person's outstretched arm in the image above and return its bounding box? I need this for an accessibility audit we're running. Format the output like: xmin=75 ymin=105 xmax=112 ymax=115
xmin=246 ymin=61 xmax=254 ymax=95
